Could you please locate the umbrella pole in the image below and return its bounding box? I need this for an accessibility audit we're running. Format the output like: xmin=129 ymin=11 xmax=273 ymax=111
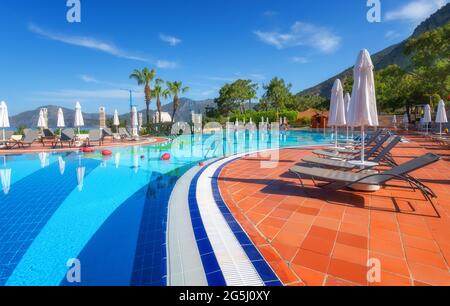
xmin=2 ymin=129 xmax=5 ymax=142
xmin=361 ymin=126 xmax=365 ymax=164
xmin=440 ymin=123 xmax=442 ymax=136
xmin=335 ymin=126 xmax=338 ymax=148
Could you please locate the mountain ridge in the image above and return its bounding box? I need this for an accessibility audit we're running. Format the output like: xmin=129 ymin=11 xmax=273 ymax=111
xmin=9 ymin=98 xmax=215 ymax=128
xmin=299 ymin=3 xmax=450 ymax=98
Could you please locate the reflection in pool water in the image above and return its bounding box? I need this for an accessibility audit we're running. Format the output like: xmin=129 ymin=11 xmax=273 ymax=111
xmin=0 ymin=129 xmax=335 ymax=286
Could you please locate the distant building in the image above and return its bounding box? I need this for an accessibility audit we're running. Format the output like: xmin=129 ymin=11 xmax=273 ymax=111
xmin=153 ymin=112 xmax=172 ymax=123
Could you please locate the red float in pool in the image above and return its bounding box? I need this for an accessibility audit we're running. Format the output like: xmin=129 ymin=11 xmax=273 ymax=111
xmin=102 ymin=150 xmax=112 ymax=156
xmin=82 ymin=148 xmax=95 ymax=153
xmin=161 ymin=153 xmax=171 ymax=161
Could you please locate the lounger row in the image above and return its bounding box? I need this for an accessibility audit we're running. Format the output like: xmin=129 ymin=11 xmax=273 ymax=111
xmin=1 ymin=128 xmax=136 ymax=149
xmin=290 ymin=131 xmax=439 ymax=208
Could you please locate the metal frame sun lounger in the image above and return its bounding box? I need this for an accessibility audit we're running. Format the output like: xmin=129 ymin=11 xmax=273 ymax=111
xmin=314 ymin=133 xmax=392 ymax=160
xmin=303 ymin=136 xmax=402 ymax=171
xmin=52 ymin=129 xmax=76 ymax=148
xmin=336 ymin=129 xmax=384 ymax=147
xmin=9 ymin=130 xmax=39 ymax=148
xmin=0 ymin=131 xmax=15 ymax=149
xmin=87 ymin=129 xmax=104 ymax=146
xmin=118 ymin=128 xmax=133 ymax=141
xmin=290 ymin=153 xmax=440 ymax=205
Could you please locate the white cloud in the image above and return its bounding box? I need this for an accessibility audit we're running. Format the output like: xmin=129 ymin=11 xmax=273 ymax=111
xmin=385 ymin=30 xmax=401 ymax=39
xmin=254 ymin=21 xmax=341 ymax=53
xmin=28 ymin=23 xmax=149 ymax=62
xmin=79 ymin=75 xmax=99 ymax=83
xmin=160 ymin=34 xmax=182 ymax=46
xmin=385 ymin=0 xmax=448 ymax=22
xmin=291 ymin=56 xmax=309 ymax=64
xmin=156 ymin=60 xmax=178 ymax=69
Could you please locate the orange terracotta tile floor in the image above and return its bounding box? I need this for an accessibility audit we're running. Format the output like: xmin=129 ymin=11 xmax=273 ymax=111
xmin=218 ymin=133 xmax=450 ymax=286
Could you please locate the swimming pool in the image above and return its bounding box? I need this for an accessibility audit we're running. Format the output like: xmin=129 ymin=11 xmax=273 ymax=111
xmin=0 ymin=129 xmax=335 ymax=286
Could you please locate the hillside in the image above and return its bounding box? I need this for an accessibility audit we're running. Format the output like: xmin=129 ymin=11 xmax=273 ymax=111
xmin=299 ymin=3 xmax=450 ymax=98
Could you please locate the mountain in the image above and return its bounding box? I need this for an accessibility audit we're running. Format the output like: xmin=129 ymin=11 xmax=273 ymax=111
xmin=120 ymin=98 xmax=216 ymax=123
xmin=9 ymin=105 xmax=110 ymax=128
xmin=299 ymin=3 xmax=450 ymax=98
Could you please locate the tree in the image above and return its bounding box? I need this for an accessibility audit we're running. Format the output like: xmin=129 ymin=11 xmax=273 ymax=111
xmin=261 ymin=78 xmax=295 ymax=111
xmin=152 ymin=79 xmax=168 ymax=123
xmin=129 ymin=68 xmax=156 ymax=126
xmin=214 ymin=80 xmax=259 ymax=115
xmin=404 ymin=22 xmax=450 ymax=99
xmin=166 ymin=81 xmax=190 ymax=123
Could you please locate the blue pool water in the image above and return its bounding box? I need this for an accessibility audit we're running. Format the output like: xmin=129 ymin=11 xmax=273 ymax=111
xmin=0 ymin=129 xmax=334 ymax=286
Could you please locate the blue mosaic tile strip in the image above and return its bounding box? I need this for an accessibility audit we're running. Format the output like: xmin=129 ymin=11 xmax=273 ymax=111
xmin=211 ymin=158 xmax=283 ymax=286
xmin=188 ymin=163 xmax=227 ymax=286
xmin=0 ymin=156 xmax=101 ymax=285
xmin=131 ymin=165 xmax=193 ymax=286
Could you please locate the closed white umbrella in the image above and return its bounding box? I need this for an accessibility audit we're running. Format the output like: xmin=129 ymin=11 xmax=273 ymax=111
xmin=329 ymin=79 xmax=346 ymax=148
xmin=131 ymin=106 xmax=139 ymax=138
xmin=435 ymin=100 xmax=448 ymax=135
xmin=347 ymin=49 xmax=379 ymax=166
xmin=57 ymin=108 xmax=65 ymax=131
xmin=74 ymin=101 xmax=84 ymax=134
xmin=0 ymin=101 xmax=10 ymax=142
xmin=423 ymin=104 xmax=432 ymax=134
xmin=344 ymin=93 xmax=352 ymax=139
xmin=37 ymin=110 xmax=46 ymax=130
xmin=138 ymin=113 xmax=143 ymax=131
xmin=113 ymin=109 xmax=120 ymax=134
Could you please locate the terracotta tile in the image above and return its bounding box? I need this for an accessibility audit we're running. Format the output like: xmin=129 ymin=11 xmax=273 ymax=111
xmin=370 ymin=270 xmax=412 ymax=286
xmin=328 ymin=259 xmax=368 ymax=285
xmin=336 ymin=232 xmax=368 ymax=249
xmin=339 ymin=222 xmax=368 ymax=237
xmin=325 ymin=276 xmax=356 ymax=286
xmin=409 ymin=263 xmax=450 ymax=286
xmin=271 ymin=240 xmax=301 ymax=263
xmin=308 ymin=226 xmax=338 ymax=241
xmin=332 ymin=243 xmax=368 ymax=266
xmin=369 ymin=252 xmax=410 ymax=277
xmin=292 ymin=249 xmax=331 ymax=273
xmin=297 ymin=206 xmax=320 ymax=216
xmin=291 ymin=265 xmax=325 ymax=286
xmin=268 ymin=259 xmax=300 ymax=285
xmin=258 ymin=224 xmax=281 ymax=241
xmin=259 ymin=216 xmax=286 ymax=229
xmin=313 ymin=216 xmax=341 ymax=231
xmin=369 ymin=238 xmax=405 ymax=258
xmin=404 ymin=246 xmax=448 ymax=270
xmin=401 ymin=234 xmax=440 ymax=253
xmin=301 ymin=235 xmax=335 ymax=256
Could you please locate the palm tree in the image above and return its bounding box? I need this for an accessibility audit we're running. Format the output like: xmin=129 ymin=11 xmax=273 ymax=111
xmin=166 ymin=81 xmax=190 ymax=123
xmin=129 ymin=68 xmax=156 ymax=126
xmin=152 ymin=79 xmax=168 ymax=123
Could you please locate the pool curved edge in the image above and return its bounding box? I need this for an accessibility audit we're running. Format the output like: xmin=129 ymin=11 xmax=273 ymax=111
xmin=167 ymin=145 xmax=329 ymax=286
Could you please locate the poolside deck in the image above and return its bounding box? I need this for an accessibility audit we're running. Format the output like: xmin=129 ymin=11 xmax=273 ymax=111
xmin=0 ymin=137 xmax=170 ymax=155
xmin=218 ymin=133 xmax=450 ymax=286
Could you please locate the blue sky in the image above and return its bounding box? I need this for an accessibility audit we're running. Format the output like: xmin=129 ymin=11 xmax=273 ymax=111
xmin=0 ymin=0 xmax=448 ymax=115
